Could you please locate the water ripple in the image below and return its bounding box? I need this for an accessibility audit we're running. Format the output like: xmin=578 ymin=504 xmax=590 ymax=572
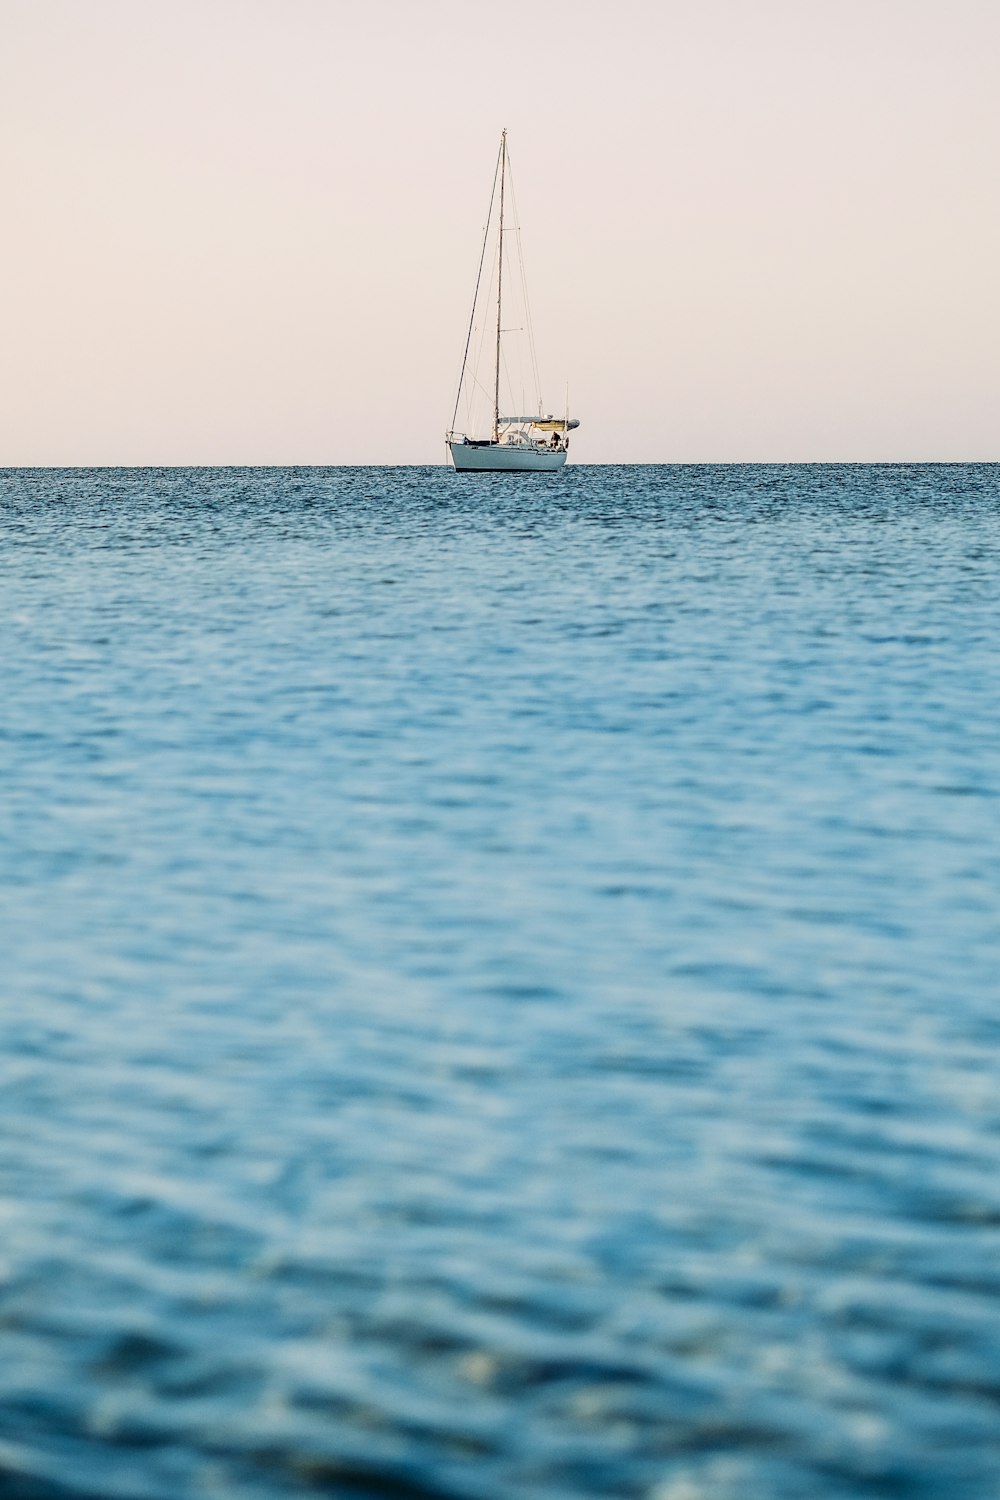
xmin=1 ymin=464 xmax=999 ymax=1498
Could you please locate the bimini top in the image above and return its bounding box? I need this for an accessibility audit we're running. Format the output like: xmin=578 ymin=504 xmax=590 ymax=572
xmin=501 ymin=416 xmax=580 ymax=431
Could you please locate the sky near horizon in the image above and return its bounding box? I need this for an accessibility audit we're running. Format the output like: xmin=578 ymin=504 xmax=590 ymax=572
xmin=2 ymin=0 xmax=998 ymax=465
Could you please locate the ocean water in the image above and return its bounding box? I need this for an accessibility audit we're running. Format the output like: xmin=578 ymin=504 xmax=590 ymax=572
xmin=2 ymin=463 xmax=999 ymax=1500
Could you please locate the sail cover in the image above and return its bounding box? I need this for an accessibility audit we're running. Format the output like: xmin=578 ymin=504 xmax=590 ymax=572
xmin=501 ymin=417 xmax=580 ymax=431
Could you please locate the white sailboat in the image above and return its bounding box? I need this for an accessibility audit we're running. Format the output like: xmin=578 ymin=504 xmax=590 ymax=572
xmin=446 ymin=130 xmax=579 ymax=473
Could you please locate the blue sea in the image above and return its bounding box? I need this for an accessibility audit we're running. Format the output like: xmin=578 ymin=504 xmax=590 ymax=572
xmin=2 ymin=464 xmax=999 ymax=1500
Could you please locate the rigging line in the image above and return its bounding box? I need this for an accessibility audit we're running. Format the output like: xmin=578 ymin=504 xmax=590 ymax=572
xmin=500 ymin=340 xmax=516 ymax=422
xmin=468 ymin=357 xmax=496 ymax=407
xmin=474 ymin=240 xmax=500 ymax=382
xmin=507 ymin=166 xmax=543 ymax=412
xmin=466 ymin=235 xmax=500 ymax=430
xmin=450 ymin=138 xmax=502 ymax=434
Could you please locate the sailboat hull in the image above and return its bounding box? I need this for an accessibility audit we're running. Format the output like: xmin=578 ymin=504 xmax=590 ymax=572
xmin=448 ymin=442 xmax=567 ymax=473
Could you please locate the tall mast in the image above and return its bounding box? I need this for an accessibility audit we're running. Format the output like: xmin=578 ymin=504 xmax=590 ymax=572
xmin=492 ymin=129 xmax=506 ymax=444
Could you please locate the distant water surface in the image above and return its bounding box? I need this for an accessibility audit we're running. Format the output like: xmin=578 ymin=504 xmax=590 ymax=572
xmin=2 ymin=464 xmax=1000 ymax=1500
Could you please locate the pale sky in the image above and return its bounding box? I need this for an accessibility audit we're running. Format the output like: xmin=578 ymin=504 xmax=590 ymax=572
xmin=2 ymin=0 xmax=998 ymax=465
